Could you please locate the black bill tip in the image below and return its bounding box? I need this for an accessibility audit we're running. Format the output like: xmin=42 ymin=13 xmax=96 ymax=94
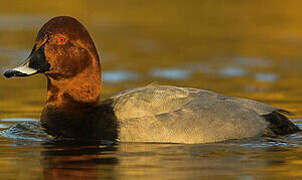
xmin=3 ymin=69 xmax=28 ymax=78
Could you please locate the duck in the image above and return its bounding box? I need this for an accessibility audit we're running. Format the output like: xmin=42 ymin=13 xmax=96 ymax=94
xmin=3 ymin=16 xmax=300 ymax=144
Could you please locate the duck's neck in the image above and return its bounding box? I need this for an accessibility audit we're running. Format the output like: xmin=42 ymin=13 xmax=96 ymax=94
xmin=41 ymin=66 xmax=107 ymax=139
xmin=45 ymin=67 xmax=102 ymax=110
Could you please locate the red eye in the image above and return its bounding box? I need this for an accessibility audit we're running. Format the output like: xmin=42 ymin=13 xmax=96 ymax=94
xmin=57 ymin=37 xmax=65 ymax=44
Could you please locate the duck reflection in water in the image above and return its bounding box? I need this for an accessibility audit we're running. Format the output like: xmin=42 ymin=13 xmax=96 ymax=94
xmin=42 ymin=141 xmax=118 ymax=180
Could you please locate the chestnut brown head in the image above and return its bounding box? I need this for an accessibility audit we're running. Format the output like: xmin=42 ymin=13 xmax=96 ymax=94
xmin=4 ymin=16 xmax=100 ymax=79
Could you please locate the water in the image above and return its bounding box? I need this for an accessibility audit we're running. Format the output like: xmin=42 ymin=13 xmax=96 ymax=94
xmin=1 ymin=0 xmax=302 ymax=179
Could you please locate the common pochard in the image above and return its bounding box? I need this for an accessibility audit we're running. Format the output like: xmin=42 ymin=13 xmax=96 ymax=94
xmin=3 ymin=16 xmax=300 ymax=143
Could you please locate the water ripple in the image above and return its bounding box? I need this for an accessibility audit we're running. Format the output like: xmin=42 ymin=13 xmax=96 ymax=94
xmin=254 ymin=73 xmax=278 ymax=82
xmin=103 ymin=70 xmax=139 ymax=83
xmin=219 ymin=67 xmax=248 ymax=77
xmin=234 ymin=57 xmax=271 ymax=67
xmin=150 ymin=68 xmax=191 ymax=79
xmin=1 ymin=118 xmax=37 ymax=122
xmin=0 ymin=121 xmax=53 ymax=142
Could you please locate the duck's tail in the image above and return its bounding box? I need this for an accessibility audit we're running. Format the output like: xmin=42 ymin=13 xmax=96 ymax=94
xmin=262 ymin=111 xmax=300 ymax=137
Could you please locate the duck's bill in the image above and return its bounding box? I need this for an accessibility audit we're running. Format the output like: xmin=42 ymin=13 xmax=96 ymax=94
xmin=3 ymin=43 xmax=50 ymax=78
xmin=3 ymin=60 xmax=38 ymax=78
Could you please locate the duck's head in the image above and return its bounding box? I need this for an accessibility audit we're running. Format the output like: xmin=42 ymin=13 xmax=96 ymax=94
xmin=4 ymin=16 xmax=100 ymax=80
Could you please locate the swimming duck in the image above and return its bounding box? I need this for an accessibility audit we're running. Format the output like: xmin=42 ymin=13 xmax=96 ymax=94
xmin=3 ymin=16 xmax=300 ymax=143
